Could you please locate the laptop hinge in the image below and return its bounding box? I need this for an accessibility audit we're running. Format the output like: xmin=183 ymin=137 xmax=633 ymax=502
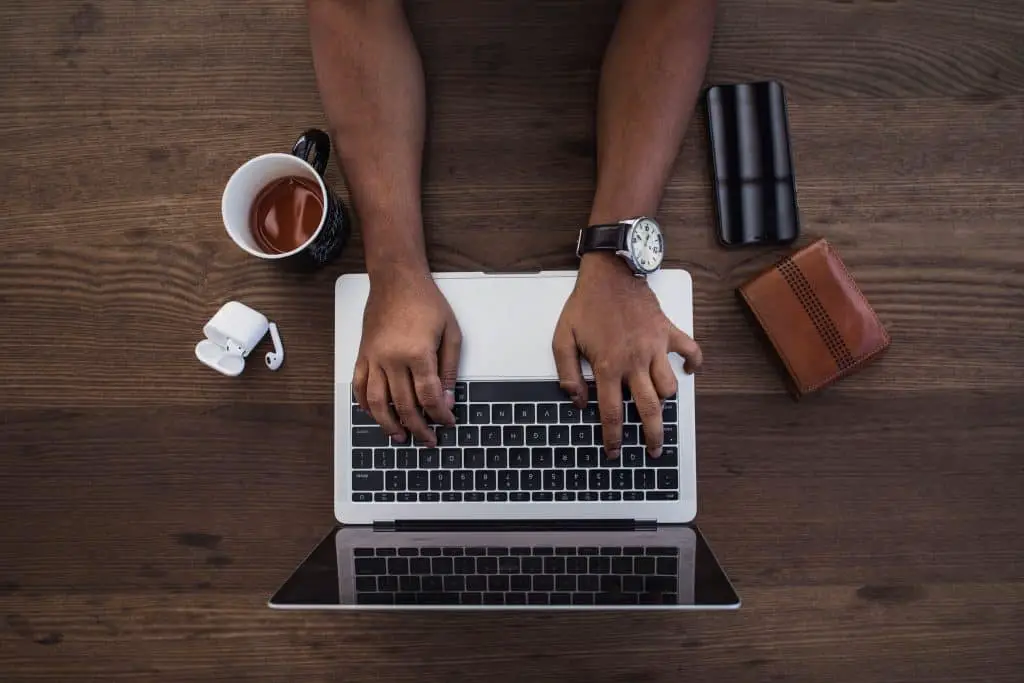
xmin=374 ymin=519 xmax=655 ymax=532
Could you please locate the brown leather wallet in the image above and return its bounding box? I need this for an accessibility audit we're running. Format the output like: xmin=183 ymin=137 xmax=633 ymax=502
xmin=738 ymin=238 xmax=890 ymax=397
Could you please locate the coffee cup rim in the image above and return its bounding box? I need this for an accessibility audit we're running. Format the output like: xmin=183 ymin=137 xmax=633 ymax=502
xmin=222 ymin=152 xmax=329 ymax=260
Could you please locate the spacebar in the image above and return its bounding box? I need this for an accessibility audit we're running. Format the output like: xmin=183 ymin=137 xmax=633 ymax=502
xmin=469 ymin=381 xmax=570 ymax=403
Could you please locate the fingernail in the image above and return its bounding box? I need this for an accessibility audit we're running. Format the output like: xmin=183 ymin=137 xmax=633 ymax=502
xmin=650 ymin=447 xmax=662 ymax=459
xmin=608 ymin=448 xmax=620 ymax=460
xmin=444 ymin=390 xmax=455 ymax=409
xmin=391 ymin=433 xmax=406 ymax=443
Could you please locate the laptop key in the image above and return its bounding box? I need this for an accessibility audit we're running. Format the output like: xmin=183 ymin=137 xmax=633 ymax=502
xmin=635 ymin=469 xmax=656 ymax=489
xmin=374 ymin=449 xmax=396 ymax=469
xmin=555 ymin=448 xmax=574 ymax=468
xmin=600 ymin=491 xmax=622 ymax=501
xmin=470 ymin=404 xmax=490 ymax=424
xmin=422 ymin=576 xmax=443 ymax=592
xmin=458 ymin=426 xmax=479 ymax=447
xmin=572 ymin=593 xmax=594 ymax=605
xmin=623 ymin=491 xmax=643 ymax=501
xmin=549 ymin=426 xmax=570 ymax=446
xmin=511 ymin=575 xmax=531 ymax=591
xmin=419 ymin=449 xmax=440 ymax=469
xmin=626 ymin=403 xmax=641 ymax=424
xmin=357 ymin=593 xmax=393 ymax=605
xmin=454 ymin=557 xmax=475 ymax=574
xmin=550 ymin=593 xmax=571 ymax=605
xmin=437 ymin=427 xmax=457 ymax=447
xmin=646 ymin=491 xmax=678 ymax=500
xmin=559 ymin=404 xmax=581 ymax=423
xmin=475 ymin=470 xmax=496 ymax=491
xmin=521 ymin=556 xmax=543 ymax=573
xmin=509 ymin=448 xmax=529 ymax=468
xmin=612 ymin=557 xmax=633 ymax=574
xmin=522 ymin=472 xmax=541 ymax=491
xmin=612 ymin=470 xmax=631 ymax=490
xmin=577 ymin=448 xmax=599 ymax=468
xmin=465 ymin=492 xmax=485 ymax=502
xmin=487 ymin=448 xmax=507 ymax=468
xmin=453 ymin=470 xmax=473 ymax=490
xmin=465 ymin=449 xmax=486 ymax=468
xmin=589 ymin=557 xmax=611 ymax=574
xmin=454 ymin=382 xmax=468 ymax=402
xmin=556 ymin=575 xmax=576 ymax=591
xmin=525 ymin=426 xmax=546 ymax=446
xmin=622 ymin=425 xmax=639 ymax=445
xmin=432 ymin=557 xmax=454 ymax=574
xmin=492 ymin=404 xmax=513 ymax=424
xmin=514 ymin=404 xmax=535 ymax=423
xmin=355 ymin=557 xmax=387 ymax=575
xmin=621 ymin=447 xmax=644 ymax=468
xmin=544 ymin=470 xmax=564 ymax=490
xmin=578 ymin=574 xmax=600 ymax=591
xmin=657 ymin=469 xmax=678 ymax=490
xmin=352 ymin=406 xmax=376 ymax=425
xmin=498 ymin=470 xmax=518 ymax=490
xmin=527 ymin=593 xmax=549 ymax=605
xmin=353 ymin=471 xmax=383 ymax=491
xmin=355 ymin=576 xmax=376 ymax=592
xmin=387 ymin=557 xmax=409 ymax=575
xmin=600 ymin=448 xmax=619 ymax=467
xmin=489 ymin=575 xmax=510 ymax=592
xmin=442 ymin=492 xmax=462 ymax=502
xmin=478 ymin=557 xmax=498 ymax=574
xmin=470 ymin=381 xmax=565 ymax=403
xmin=352 ymin=492 xmax=372 ymax=502
xmin=444 ymin=575 xmax=465 ymax=592
xmin=663 ymin=424 xmax=678 ymax=445
xmin=460 ymin=592 xmax=482 ymax=604
xmin=386 ymin=471 xmax=406 ymax=491
xmin=578 ymin=492 xmax=599 ymax=501
xmin=537 ymin=404 xmax=558 ymax=423
xmin=453 ymin=404 xmax=468 ymax=424
xmin=396 ymin=448 xmax=417 ymax=469
xmin=533 ymin=575 xmax=555 ymax=592
xmin=544 ymin=557 xmax=566 ymax=574
xmin=566 ymin=556 xmax=587 ymax=574
xmin=555 ymin=491 xmax=575 ymax=501
xmin=531 ymin=448 xmax=554 ymax=468
xmin=649 ymin=446 xmax=677 ymax=468
xmin=466 ymin=575 xmax=487 ymax=591
xmin=502 ymin=426 xmax=525 ymax=447
xmin=567 ymin=469 xmax=587 ymax=490
xmin=582 ymin=403 xmax=600 ymax=424
xmin=353 ymin=426 xmax=388 ymax=447
xmin=479 ymin=426 xmax=500 ymax=447
xmin=419 ymin=492 xmax=440 ymax=502
xmin=483 ymin=592 xmax=505 ymax=605
xmin=657 ymin=557 xmax=678 ymax=575
xmin=663 ymin=401 xmax=677 ymax=423
xmin=589 ymin=470 xmax=610 ymax=490
xmin=571 ymin=425 xmax=592 ymax=445
xmin=430 ymin=470 xmax=451 ymax=491
xmin=510 ymin=492 xmax=530 ymax=501
xmin=440 ymin=449 xmax=461 ymax=469
xmin=531 ymin=492 xmax=553 ymax=501
xmin=486 ymin=492 xmax=508 ymax=502
xmin=352 ymin=449 xmax=373 ymax=469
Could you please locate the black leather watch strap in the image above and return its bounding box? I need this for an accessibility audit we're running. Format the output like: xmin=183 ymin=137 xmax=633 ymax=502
xmin=578 ymin=223 xmax=626 ymax=256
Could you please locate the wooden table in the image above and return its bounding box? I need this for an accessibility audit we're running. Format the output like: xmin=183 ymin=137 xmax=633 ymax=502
xmin=2 ymin=0 xmax=1022 ymax=680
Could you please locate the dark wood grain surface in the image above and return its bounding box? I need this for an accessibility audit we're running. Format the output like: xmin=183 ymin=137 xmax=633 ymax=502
xmin=1 ymin=0 xmax=1022 ymax=680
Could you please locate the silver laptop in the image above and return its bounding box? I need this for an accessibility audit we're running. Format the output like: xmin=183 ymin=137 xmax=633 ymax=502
xmin=270 ymin=271 xmax=738 ymax=609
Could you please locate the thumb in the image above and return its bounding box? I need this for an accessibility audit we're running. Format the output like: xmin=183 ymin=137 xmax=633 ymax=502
xmin=668 ymin=324 xmax=703 ymax=374
xmin=553 ymin=323 xmax=586 ymax=407
xmin=438 ymin=322 xmax=462 ymax=407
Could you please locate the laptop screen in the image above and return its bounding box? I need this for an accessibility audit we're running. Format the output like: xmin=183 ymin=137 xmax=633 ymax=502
xmin=270 ymin=526 xmax=738 ymax=609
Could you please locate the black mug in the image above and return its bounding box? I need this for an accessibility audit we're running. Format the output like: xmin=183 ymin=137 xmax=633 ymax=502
xmin=222 ymin=129 xmax=350 ymax=270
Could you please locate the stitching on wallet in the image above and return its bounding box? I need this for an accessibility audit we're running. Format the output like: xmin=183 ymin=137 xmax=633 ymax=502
xmin=778 ymin=256 xmax=856 ymax=372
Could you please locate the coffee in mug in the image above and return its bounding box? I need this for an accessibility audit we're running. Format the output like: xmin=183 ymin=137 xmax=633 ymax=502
xmin=222 ymin=129 xmax=350 ymax=269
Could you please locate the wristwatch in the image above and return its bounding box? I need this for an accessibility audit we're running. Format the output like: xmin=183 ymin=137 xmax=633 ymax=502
xmin=576 ymin=216 xmax=665 ymax=276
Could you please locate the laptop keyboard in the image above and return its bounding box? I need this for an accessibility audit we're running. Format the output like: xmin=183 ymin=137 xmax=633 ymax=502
xmin=350 ymin=381 xmax=680 ymax=503
xmin=353 ymin=545 xmax=680 ymax=605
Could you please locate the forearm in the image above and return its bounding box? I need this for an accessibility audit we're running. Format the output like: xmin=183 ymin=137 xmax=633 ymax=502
xmin=307 ymin=0 xmax=428 ymax=277
xmin=589 ymin=0 xmax=716 ymax=226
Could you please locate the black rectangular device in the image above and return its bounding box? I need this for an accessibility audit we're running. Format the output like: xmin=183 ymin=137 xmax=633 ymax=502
xmin=705 ymin=81 xmax=800 ymax=247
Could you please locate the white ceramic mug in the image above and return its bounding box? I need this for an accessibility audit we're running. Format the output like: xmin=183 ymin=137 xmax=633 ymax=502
xmin=221 ymin=129 xmax=349 ymax=269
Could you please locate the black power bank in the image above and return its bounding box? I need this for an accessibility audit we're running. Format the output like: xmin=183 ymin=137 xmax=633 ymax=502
xmin=706 ymin=81 xmax=800 ymax=247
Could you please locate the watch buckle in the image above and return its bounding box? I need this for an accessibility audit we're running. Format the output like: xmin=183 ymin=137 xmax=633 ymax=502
xmin=575 ymin=229 xmax=584 ymax=259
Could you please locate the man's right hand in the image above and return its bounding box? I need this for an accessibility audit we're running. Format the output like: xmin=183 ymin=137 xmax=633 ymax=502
xmin=353 ymin=269 xmax=461 ymax=446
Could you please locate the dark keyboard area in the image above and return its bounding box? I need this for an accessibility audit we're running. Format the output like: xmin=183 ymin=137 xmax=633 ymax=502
xmin=353 ymin=545 xmax=681 ymax=605
xmin=350 ymin=381 xmax=681 ymax=503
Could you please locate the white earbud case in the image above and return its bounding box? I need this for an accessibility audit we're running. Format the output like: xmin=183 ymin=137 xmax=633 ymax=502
xmin=195 ymin=301 xmax=270 ymax=376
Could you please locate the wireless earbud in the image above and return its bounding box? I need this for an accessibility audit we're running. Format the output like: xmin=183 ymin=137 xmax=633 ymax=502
xmin=265 ymin=322 xmax=284 ymax=371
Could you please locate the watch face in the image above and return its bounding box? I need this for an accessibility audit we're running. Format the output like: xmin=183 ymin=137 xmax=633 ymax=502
xmin=627 ymin=219 xmax=664 ymax=273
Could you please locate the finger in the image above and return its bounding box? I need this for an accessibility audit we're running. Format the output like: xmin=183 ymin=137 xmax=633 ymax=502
xmin=411 ymin=355 xmax=455 ymax=427
xmin=629 ymin=373 xmax=663 ymax=458
xmin=366 ymin=365 xmax=405 ymax=442
xmin=668 ymin=325 xmax=703 ymax=374
xmin=552 ymin=323 xmax=586 ymax=407
xmin=650 ymin=355 xmax=678 ymax=400
xmin=386 ymin=364 xmax=436 ymax=445
xmin=438 ymin=323 xmax=462 ymax=410
xmin=596 ymin=372 xmax=624 ymax=459
xmin=353 ymin=356 xmax=370 ymax=413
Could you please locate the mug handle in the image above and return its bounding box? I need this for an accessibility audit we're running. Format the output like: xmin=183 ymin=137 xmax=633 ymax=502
xmin=292 ymin=129 xmax=331 ymax=176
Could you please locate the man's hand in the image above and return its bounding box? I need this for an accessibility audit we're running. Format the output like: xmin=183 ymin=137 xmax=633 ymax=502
xmin=353 ymin=270 xmax=461 ymax=446
xmin=553 ymin=253 xmax=702 ymax=459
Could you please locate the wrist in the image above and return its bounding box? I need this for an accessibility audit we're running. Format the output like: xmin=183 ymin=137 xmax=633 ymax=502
xmin=579 ymin=251 xmax=640 ymax=284
xmin=362 ymin=221 xmax=430 ymax=281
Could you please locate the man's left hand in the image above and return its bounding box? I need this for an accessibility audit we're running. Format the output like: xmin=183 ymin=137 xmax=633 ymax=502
xmin=553 ymin=253 xmax=703 ymax=460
